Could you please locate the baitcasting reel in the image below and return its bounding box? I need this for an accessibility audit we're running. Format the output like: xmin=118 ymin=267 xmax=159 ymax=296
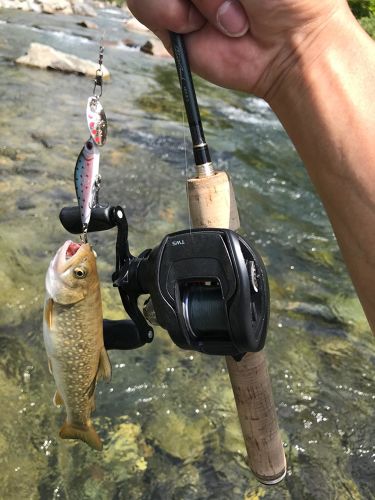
xmin=60 ymin=204 xmax=269 ymax=358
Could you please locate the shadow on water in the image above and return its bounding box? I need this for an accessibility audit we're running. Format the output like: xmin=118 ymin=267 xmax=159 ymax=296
xmin=0 ymin=6 xmax=374 ymax=500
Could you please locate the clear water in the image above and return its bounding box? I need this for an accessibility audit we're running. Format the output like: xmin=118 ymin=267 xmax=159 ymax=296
xmin=0 ymin=7 xmax=374 ymax=499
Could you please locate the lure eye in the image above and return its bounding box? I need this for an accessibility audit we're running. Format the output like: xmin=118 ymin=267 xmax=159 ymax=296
xmin=73 ymin=267 xmax=87 ymax=279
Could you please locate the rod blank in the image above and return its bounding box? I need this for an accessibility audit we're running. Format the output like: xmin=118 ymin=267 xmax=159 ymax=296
xmin=170 ymin=32 xmax=214 ymax=177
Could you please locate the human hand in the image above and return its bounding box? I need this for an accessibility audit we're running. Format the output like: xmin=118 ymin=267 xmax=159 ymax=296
xmin=127 ymin=0 xmax=356 ymax=99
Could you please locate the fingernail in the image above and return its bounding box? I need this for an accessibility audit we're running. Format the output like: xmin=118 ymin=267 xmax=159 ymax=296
xmin=217 ymin=0 xmax=249 ymax=37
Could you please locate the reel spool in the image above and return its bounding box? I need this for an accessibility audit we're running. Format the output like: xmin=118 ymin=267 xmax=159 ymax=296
xmin=181 ymin=284 xmax=228 ymax=342
xmin=60 ymin=205 xmax=269 ymax=358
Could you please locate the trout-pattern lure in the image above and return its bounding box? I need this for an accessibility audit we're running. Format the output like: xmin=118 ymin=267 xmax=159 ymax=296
xmin=74 ymin=138 xmax=100 ymax=232
xmin=74 ymin=44 xmax=107 ymax=240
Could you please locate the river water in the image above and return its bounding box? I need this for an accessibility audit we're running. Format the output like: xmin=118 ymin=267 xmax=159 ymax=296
xmin=0 ymin=6 xmax=374 ymax=500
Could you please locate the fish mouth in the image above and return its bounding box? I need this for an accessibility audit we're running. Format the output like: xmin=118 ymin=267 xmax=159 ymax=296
xmin=53 ymin=240 xmax=90 ymax=273
xmin=66 ymin=241 xmax=81 ymax=258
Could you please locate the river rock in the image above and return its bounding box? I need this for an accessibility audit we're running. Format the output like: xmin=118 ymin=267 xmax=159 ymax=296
xmin=0 ymin=0 xmax=41 ymax=11
xmin=16 ymin=43 xmax=110 ymax=78
xmin=72 ymin=1 xmax=97 ymax=17
xmin=77 ymin=19 xmax=98 ymax=29
xmin=124 ymin=17 xmax=150 ymax=34
xmin=146 ymin=410 xmax=208 ymax=461
xmin=0 ymin=0 xmax=96 ymax=14
xmin=40 ymin=0 xmax=72 ymax=14
xmin=140 ymin=40 xmax=171 ymax=58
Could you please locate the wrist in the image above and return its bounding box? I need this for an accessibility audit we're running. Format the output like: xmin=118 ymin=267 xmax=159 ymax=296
xmin=263 ymin=4 xmax=363 ymax=108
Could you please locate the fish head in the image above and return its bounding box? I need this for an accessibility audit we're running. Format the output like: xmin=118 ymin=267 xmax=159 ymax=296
xmin=46 ymin=241 xmax=99 ymax=305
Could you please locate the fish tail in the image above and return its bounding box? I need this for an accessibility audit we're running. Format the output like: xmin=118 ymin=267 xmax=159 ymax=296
xmin=59 ymin=420 xmax=103 ymax=451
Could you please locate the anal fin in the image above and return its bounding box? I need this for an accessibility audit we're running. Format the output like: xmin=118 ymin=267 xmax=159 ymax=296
xmin=97 ymin=347 xmax=112 ymax=383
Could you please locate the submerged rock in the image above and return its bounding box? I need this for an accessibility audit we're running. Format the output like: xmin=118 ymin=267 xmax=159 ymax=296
xmin=146 ymin=410 xmax=209 ymax=461
xmin=16 ymin=43 xmax=110 ymax=78
xmin=103 ymin=418 xmax=154 ymax=481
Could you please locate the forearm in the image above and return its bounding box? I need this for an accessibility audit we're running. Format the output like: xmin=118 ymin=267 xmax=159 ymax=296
xmin=268 ymin=8 xmax=375 ymax=331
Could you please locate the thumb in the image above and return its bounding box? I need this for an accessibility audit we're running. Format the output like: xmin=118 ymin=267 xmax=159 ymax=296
xmin=216 ymin=0 xmax=249 ymax=37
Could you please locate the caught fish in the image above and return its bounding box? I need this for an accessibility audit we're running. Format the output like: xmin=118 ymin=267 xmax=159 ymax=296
xmin=74 ymin=138 xmax=100 ymax=232
xmin=43 ymin=240 xmax=111 ymax=451
xmin=87 ymin=96 xmax=107 ymax=146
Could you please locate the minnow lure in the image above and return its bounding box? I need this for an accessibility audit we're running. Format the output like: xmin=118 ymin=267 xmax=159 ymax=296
xmin=87 ymin=96 xmax=107 ymax=146
xmin=74 ymin=138 xmax=100 ymax=232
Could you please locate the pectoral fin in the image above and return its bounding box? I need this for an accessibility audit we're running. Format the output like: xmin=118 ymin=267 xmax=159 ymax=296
xmin=47 ymin=358 xmax=53 ymax=375
xmin=44 ymin=298 xmax=54 ymax=330
xmin=53 ymin=390 xmax=64 ymax=407
xmin=97 ymin=347 xmax=111 ymax=383
xmin=59 ymin=421 xmax=102 ymax=451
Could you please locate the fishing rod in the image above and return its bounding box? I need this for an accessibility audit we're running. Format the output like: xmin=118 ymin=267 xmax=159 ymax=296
xmin=169 ymin=32 xmax=213 ymax=178
xmin=59 ymin=33 xmax=286 ymax=484
xmin=169 ymin=32 xmax=286 ymax=484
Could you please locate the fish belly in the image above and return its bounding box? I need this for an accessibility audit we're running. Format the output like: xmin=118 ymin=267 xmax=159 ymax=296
xmin=46 ymin=294 xmax=103 ymax=426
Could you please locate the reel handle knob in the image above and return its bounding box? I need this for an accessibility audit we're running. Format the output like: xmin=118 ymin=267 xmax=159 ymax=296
xmin=103 ymin=319 xmax=150 ymax=350
xmin=59 ymin=205 xmax=117 ymax=234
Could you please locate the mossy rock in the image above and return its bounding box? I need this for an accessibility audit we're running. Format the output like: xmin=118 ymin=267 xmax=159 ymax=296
xmin=328 ymin=295 xmax=369 ymax=335
xmin=146 ymin=410 xmax=210 ymax=461
xmin=103 ymin=418 xmax=153 ymax=480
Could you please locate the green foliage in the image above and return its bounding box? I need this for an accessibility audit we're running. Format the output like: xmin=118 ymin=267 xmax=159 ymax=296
xmin=360 ymin=16 xmax=375 ymax=37
xmin=348 ymin=0 xmax=375 ymax=18
xmin=112 ymin=0 xmax=126 ymax=7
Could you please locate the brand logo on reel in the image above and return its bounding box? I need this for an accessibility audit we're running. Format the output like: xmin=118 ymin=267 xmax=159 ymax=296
xmin=171 ymin=240 xmax=185 ymax=246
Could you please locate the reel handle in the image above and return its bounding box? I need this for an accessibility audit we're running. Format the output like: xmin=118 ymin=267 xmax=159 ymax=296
xmin=103 ymin=319 xmax=149 ymax=350
xmin=59 ymin=205 xmax=117 ymax=234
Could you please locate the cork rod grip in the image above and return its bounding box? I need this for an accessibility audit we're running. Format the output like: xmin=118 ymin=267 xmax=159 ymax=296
xmin=187 ymin=171 xmax=286 ymax=484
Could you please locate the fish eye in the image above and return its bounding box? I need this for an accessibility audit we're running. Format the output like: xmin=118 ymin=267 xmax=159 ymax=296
xmin=73 ymin=267 xmax=87 ymax=279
